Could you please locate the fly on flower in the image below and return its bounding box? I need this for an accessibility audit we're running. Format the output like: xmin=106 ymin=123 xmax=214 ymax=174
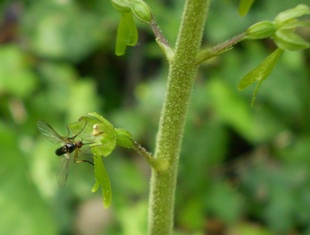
xmin=37 ymin=121 xmax=93 ymax=188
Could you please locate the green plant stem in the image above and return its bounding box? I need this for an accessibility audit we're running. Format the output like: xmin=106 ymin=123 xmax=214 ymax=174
xmin=147 ymin=0 xmax=210 ymax=234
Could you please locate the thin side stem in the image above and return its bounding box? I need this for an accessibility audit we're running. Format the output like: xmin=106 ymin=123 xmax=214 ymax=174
xmin=133 ymin=141 xmax=169 ymax=171
xmin=195 ymin=33 xmax=246 ymax=64
xmin=149 ymin=19 xmax=169 ymax=47
xmin=147 ymin=0 xmax=210 ymax=234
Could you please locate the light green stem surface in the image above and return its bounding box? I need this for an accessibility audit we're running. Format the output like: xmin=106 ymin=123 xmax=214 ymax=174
xmin=148 ymin=0 xmax=210 ymax=234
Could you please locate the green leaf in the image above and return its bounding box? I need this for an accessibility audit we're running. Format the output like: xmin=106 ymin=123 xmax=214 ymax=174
xmin=238 ymin=0 xmax=255 ymax=16
xmin=92 ymin=154 xmax=112 ymax=208
xmin=0 ymin=46 xmax=37 ymax=98
xmin=26 ymin=3 xmax=104 ymax=61
xmin=208 ymin=79 xmax=286 ymax=143
xmin=207 ymin=182 xmax=243 ymax=223
xmin=115 ymin=12 xmax=138 ymax=56
xmin=238 ymin=48 xmax=284 ymax=105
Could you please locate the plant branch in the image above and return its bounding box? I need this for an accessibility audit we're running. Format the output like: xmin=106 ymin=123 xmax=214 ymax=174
xmin=149 ymin=19 xmax=174 ymax=62
xmin=195 ymin=32 xmax=246 ymax=64
xmin=147 ymin=0 xmax=210 ymax=234
xmin=132 ymin=141 xmax=169 ymax=171
xmin=149 ymin=19 xmax=169 ymax=47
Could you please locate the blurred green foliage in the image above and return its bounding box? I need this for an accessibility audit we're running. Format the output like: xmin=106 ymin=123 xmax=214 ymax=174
xmin=0 ymin=0 xmax=309 ymax=234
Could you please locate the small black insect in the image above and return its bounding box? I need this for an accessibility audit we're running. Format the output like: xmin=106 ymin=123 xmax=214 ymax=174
xmin=37 ymin=121 xmax=93 ymax=188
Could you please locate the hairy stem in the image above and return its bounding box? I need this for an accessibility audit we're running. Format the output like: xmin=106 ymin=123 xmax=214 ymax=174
xmin=147 ymin=0 xmax=210 ymax=234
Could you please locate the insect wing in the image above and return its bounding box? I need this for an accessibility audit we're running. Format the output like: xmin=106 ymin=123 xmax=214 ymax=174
xmin=37 ymin=121 xmax=65 ymax=144
xmin=57 ymin=154 xmax=70 ymax=188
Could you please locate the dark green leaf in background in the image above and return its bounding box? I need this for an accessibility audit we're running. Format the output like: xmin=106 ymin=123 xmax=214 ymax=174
xmin=22 ymin=2 xmax=105 ymax=61
xmin=0 ymin=46 xmax=36 ymax=98
xmin=0 ymin=123 xmax=57 ymax=235
xmin=238 ymin=0 xmax=255 ymax=16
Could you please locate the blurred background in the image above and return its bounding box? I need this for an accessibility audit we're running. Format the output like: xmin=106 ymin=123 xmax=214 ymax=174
xmin=0 ymin=0 xmax=310 ymax=234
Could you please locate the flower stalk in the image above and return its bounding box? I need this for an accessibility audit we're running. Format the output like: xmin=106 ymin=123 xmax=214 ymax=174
xmin=147 ymin=0 xmax=210 ymax=234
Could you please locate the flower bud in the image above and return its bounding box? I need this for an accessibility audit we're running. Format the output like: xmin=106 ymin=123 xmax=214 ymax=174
xmin=245 ymin=21 xmax=275 ymax=39
xmin=131 ymin=0 xmax=153 ymax=23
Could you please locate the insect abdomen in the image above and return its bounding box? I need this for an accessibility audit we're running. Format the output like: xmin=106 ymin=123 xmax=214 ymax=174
xmin=55 ymin=143 xmax=76 ymax=156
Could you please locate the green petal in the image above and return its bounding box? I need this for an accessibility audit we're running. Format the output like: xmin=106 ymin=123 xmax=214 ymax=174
xmin=79 ymin=112 xmax=117 ymax=157
xmin=238 ymin=48 xmax=284 ymax=90
xmin=274 ymin=4 xmax=310 ymax=25
xmin=111 ymin=0 xmax=131 ymax=13
xmin=115 ymin=12 xmax=138 ymax=56
xmin=92 ymin=155 xmax=112 ymax=208
xmin=274 ymin=29 xmax=310 ymax=51
xmin=115 ymin=128 xmax=134 ymax=148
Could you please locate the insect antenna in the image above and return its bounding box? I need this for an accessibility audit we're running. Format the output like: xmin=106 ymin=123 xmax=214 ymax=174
xmin=67 ymin=121 xmax=88 ymax=140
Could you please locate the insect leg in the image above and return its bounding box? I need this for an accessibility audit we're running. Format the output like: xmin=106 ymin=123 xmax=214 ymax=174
xmin=73 ymin=149 xmax=94 ymax=165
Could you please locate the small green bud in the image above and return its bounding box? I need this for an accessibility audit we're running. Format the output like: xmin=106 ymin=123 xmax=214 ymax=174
xmin=274 ymin=29 xmax=310 ymax=51
xmin=246 ymin=21 xmax=275 ymax=39
xmin=131 ymin=0 xmax=153 ymax=23
xmin=111 ymin=0 xmax=131 ymax=13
